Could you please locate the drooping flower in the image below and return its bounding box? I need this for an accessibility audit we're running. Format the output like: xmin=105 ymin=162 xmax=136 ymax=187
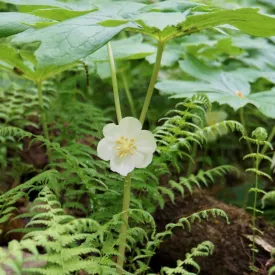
xmin=97 ymin=117 xmax=157 ymax=176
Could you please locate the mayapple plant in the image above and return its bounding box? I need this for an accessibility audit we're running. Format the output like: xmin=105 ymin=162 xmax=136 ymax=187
xmin=97 ymin=41 xmax=160 ymax=273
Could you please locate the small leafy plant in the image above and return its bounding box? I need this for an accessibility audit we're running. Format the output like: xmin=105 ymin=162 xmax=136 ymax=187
xmin=242 ymin=127 xmax=273 ymax=272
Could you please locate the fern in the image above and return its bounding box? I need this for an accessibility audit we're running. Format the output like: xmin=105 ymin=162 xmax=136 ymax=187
xmin=197 ymin=120 xmax=244 ymax=143
xmin=129 ymin=209 xmax=229 ymax=275
xmin=0 ymin=239 xmax=38 ymax=275
xmin=262 ymin=191 xmax=275 ymax=208
xmin=0 ymin=169 xmax=59 ymax=229
xmin=242 ymin=127 xmax=273 ymax=270
xmin=0 ymin=126 xmax=33 ymax=139
xmin=155 ymin=94 xmax=210 ymax=162
xmin=165 ymin=209 xmax=229 ymax=233
xmin=160 ymin=241 xmax=214 ymax=275
xmin=0 ymin=88 xmax=39 ymax=129
xmin=155 ymin=95 xmax=244 ymax=175
xmin=269 ymin=248 xmax=275 ymax=275
xmin=23 ymin=187 xmax=120 ymax=275
xmin=170 ymin=165 xmax=238 ymax=195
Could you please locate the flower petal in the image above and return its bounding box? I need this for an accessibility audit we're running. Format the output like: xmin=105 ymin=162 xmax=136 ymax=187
xmin=134 ymin=151 xmax=153 ymax=168
xmin=110 ymin=154 xmax=135 ymax=176
xmin=118 ymin=117 xmax=142 ymax=137
xmin=103 ymin=123 xmax=120 ymax=138
xmin=97 ymin=138 xmax=115 ymax=161
xmin=135 ymin=130 xmax=157 ymax=153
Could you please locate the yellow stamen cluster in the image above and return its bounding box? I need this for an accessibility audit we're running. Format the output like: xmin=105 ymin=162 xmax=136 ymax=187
xmin=116 ymin=136 xmax=137 ymax=158
xmin=235 ymin=90 xmax=245 ymax=98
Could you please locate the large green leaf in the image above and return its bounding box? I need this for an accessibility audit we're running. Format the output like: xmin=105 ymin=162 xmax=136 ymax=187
xmin=232 ymin=35 xmax=275 ymax=70
xmin=86 ymin=34 xmax=155 ymax=62
xmin=180 ymin=8 xmax=275 ymax=38
xmin=95 ymin=1 xmax=145 ymax=17
xmin=0 ymin=12 xmax=55 ymax=38
xmin=127 ymin=4 xmax=275 ymax=41
xmin=183 ymin=36 xmax=244 ymax=63
xmin=11 ymin=12 xmax=139 ymax=80
xmin=146 ymin=44 xmax=182 ymax=67
xmin=0 ymin=0 xmax=97 ymax=12
xmin=139 ymin=0 xmax=199 ymax=12
xmin=249 ymin=89 xmax=275 ymax=118
xmin=0 ymin=43 xmax=80 ymax=83
xmin=0 ymin=0 xmax=98 ymax=21
xmin=156 ymin=55 xmax=275 ymax=118
xmin=0 ymin=44 xmax=36 ymax=80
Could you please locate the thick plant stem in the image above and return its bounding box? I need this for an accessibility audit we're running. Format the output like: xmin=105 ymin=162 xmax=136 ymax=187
xmin=122 ymin=73 xmax=137 ymax=117
xmin=139 ymin=40 xmax=165 ymax=125
xmin=117 ymin=173 xmax=132 ymax=274
xmin=107 ymin=42 xmax=122 ymax=123
xmin=37 ymin=82 xmax=50 ymax=141
xmin=251 ymin=144 xmax=260 ymax=266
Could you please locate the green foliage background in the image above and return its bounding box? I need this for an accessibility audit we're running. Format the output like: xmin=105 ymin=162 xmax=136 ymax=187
xmin=0 ymin=0 xmax=275 ymax=274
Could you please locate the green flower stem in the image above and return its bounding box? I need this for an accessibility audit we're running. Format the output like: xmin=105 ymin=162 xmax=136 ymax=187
xmin=139 ymin=40 xmax=165 ymax=125
xmin=261 ymin=126 xmax=275 ymax=155
xmin=37 ymin=82 xmax=50 ymax=141
xmin=122 ymin=73 xmax=137 ymax=117
xmin=251 ymin=144 xmax=260 ymax=266
xmin=116 ymin=41 xmax=165 ymax=272
xmin=117 ymin=173 xmax=132 ymax=274
xmin=107 ymin=41 xmax=122 ymax=123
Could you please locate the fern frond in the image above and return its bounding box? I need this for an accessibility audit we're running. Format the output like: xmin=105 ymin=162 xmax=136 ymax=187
xmin=242 ymin=127 xmax=272 ymax=267
xmin=243 ymin=153 xmax=272 ymax=163
xmin=241 ymin=136 xmax=273 ymax=149
xmin=262 ymin=191 xmax=275 ymax=208
xmin=164 ymin=208 xmax=229 ymax=234
xmin=155 ymin=94 xmax=209 ymax=165
xmin=197 ymin=120 xmax=243 ymax=142
xmin=0 ymin=239 xmax=39 ymax=275
xmin=19 ymin=187 xmax=119 ymax=275
xmin=177 ymin=165 xmax=238 ymax=194
xmin=245 ymin=168 xmax=272 ymax=180
xmin=0 ymin=126 xmax=32 ymax=139
xmin=161 ymin=241 xmax=214 ymax=275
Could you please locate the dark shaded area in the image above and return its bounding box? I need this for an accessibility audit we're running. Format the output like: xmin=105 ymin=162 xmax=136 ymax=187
xmin=152 ymin=190 xmax=275 ymax=275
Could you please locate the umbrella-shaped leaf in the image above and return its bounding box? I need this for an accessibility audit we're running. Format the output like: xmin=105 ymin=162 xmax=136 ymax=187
xmin=0 ymin=12 xmax=55 ymax=38
xmin=127 ymin=4 xmax=275 ymax=41
xmin=86 ymin=34 xmax=155 ymax=62
xmin=11 ymin=11 xmax=139 ymax=80
xmin=249 ymin=89 xmax=275 ymax=118
xmin=156 ymin=55 xmax=275 ymax=118
xmin=1 ymin=0 xmax=98 ymax=21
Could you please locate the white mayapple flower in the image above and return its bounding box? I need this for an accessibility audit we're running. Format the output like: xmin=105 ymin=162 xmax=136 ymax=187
xmin=97 ymin=117 xmax=157 ymax=176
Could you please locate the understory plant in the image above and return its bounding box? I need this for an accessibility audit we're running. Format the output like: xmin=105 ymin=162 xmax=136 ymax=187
xmin=242 ymin=127 xmax=273 ymax=272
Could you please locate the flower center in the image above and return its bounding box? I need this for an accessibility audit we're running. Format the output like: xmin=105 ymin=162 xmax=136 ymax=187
xmin=235 ymin=90 xmax=245 ymax=98
xmin=115 ymin=136 xmax=137 ymax=158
